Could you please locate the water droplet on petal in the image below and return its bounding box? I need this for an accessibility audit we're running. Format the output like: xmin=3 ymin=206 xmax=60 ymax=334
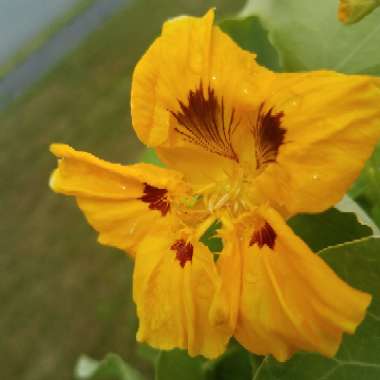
xmin=282 ymin=95 xmax=302 ymax=110
xmin=128 ymin=222 xmax=137 ymax=235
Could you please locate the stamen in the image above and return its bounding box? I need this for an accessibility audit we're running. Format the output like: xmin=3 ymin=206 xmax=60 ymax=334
xmin=233 ymin=201 xmax=239 ymax=214
xmin=207 ymin=193 xmax=219 ymax=213
xmin=214 ymin=193 xmax=231 ymax=210
xmin=171 ymin=83 xmax=239 ymax=162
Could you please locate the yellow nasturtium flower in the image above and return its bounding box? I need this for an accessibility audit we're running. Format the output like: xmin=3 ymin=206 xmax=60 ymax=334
xmin=50 ymin=10 xmax=380 ymax=361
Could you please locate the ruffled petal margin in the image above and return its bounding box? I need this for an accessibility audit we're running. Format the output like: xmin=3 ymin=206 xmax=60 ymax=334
xmin=49 ymin=144 xmax=186 ymax=256
xmin=133 ymin=231 xmax=232 ymax=358
xmin=235 ymin=206 xmax=371 ymax=361
xmin=255 ymin=71 xmax=380 ymax=215
xmin=131 ymin=9 xmax=273 ymax=186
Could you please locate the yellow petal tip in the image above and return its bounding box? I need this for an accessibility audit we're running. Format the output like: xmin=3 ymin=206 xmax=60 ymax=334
xmin=48 ymin=169 xmax=59 ymax=192
xmin=49 ymin=143 xmax=72 ymax=157
xmin=338 ymin=0 xmax=379 ymax=24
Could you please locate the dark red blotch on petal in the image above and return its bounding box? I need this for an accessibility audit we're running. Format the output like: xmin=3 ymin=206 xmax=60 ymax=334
xmin=253 ymin=103 xmax=286 ymax=169
xmin=171 ymin=83 xmax=239 ymax=162
xmin=171 ymin=239 xmax=194 ymax=267
xmin=250 ymin=222 xmax=277 ymax=249
xmin=140 ymin=183 xmax=170 ymax=216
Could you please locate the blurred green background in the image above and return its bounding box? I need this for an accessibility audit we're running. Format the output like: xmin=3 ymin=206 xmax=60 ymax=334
xmin=0 ymin=1 xmax=244 ymax=379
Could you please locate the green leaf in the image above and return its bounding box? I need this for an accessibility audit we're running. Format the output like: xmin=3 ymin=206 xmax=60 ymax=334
xmin=372 ymin=203 xmax=380 ymax=225
xmin=200 ymin=220 xmax=223 ymax=253
xmin=139 ymin=148 xmax=164 ymax=167
xmin=136 ymin=344 xmax=159 ymax=365
xmin=350 ymin=144 xmax=380 ymax=198
xmin=156 ymin=344 xmax=257 ymax=380
xmin=349 ymin=170 xmax=371 ymax=199
xmin=75 ymin=354 xmax=144 ymax=380
xmin=219 ymin=16 xmax=280 ymax=71
xmin=251 ymin=237 xmax=380 ymax=380
xmin=204 ymin=342 xmax=255 ymax=380
xmin=349 ymin=143 xmax=380 ymax=227
xmin=156 ymin=349 xmax=206 ymax=380
xmin=288 ymin=207 xmax=372 ymax=252
xmin=336 ymin=195 xmax=380 ymax=233
xmin=241 ymin=0 xmax=380 ymax=74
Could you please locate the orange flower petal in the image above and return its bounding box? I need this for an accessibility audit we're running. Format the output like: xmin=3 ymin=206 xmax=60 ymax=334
xmin=49 ymin=143 xmax=186 ymax=255
xmin=131 ymin=9 xmax=273 ymax=186
xmin=255 ymin=71 xmax=380 ymax=215
xmin=134 ymin=231 xmax=232 ymax=358
xmin=235 ymin=206 xmax=371 ymax=361
xmin=210 ymin=216 xmax=242 ymax=331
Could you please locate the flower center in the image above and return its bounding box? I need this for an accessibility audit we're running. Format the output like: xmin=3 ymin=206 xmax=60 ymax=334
xmin=172 ymin=164 xmax=265 ymax=231
xmin=200 ymin=165 xmax=261 ymax=218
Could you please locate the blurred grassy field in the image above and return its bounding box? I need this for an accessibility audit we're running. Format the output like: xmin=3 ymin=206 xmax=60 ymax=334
xmin=0 ymin=1 xmax=244 ymax=379
xmin=0 ymin=0 xmax=97 ymax=79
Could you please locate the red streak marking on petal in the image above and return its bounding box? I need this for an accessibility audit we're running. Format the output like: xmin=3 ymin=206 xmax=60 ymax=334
xmin=249 ymin=222 xmax=276 ymax=249
xmin=253 ymin=103 xmax=286 ymax=169
xmin=171 ymin=83 xmax=239 ymax=162
xmin=171 ymin=239 xmax=194 ymax=267
xmin=140 ymin=183 xmax=170 ymax=216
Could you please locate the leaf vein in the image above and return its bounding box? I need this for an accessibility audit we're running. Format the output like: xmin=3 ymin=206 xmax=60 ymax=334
xmin=252 ymin=356 xmax=268 ymax=380
xmin=333 ymin=358 xmax=380 ymax=369
xmin=334 ymin=22 xmax=380 ymax=72
xmin=317 ymin=364 xmax=341 ymax=380
xmin=368 ymin=311 xmax=380 ymax=322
